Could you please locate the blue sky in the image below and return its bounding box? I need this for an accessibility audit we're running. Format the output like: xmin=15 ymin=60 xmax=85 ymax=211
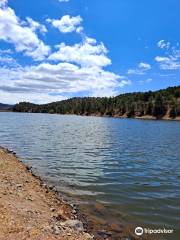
xmin=0 ymin=0 xmax=180 ymax=104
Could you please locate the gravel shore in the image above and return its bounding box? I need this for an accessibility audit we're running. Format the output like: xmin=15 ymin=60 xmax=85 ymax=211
xmin=0 ymin=147 xmax=93 ymax=240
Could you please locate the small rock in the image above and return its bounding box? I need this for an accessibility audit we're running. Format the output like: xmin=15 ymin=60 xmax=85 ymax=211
xmin=52 ymin=225 xmax=61 ymax=235
xmin=26 ymin=197 xmax=33 ymax=201
xmin=60 ymin=219 xmax=84 ymax=232
xmin=16 ymin=184 xmax=23 ymax=188
xmin=72 ymin=209 xmax=76 ymax=214
xmin=83 ymin=233 xmax=94 ymax=239
xmin=97 ymin=230 xmax=112 ymax=238
xmin=110 ymin=223 xmax=122 ymax=232
xmin=27 ymin=226 xmax=32 ymax=231
xmin=50 ymin=208 xmax=56 ymax=212
xmin=70 ymin=203 xmax=75 ymax=208
xmin=26 ymin=166 xmax=32 ymax=171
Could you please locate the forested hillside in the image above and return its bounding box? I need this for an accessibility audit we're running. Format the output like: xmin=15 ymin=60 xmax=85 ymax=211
xmin=13 ymin=86 xmax=180 ymax=119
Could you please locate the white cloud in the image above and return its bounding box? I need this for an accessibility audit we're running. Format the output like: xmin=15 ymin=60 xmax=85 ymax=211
xmin=26 ymin=17 xmax=47 ymax=34
xmin=58 ymin=0 xmax=69 ymax=2
xmin=138 ymin=62 xmax=151 ymax=70
xmin=155 ymin=55 xmax=180 ymax=70
xmin=0 ymin=6 xmax=50 ymax=61
xmin=155 ymin=41 xmax=180 ymax=70
xmin=157 ymin=40 xmax=170 ymax=50
xmin=0 ymin=0 xmax=7 ymax=7
xmin=47 ymin=15 xmax=83 ymax=33
xmin=49 ymin=37 xmax=111 ymax=67
xmin=0 ymin=48 xmax=12 ymax=54
xmin=0 ymin=91 xmax=65 ymax=105
xmin=0 ymin=48 xmax=18 ymax=66
xmin=0 ymin=61 xmax=130 ymax=103
xmin=0 ymin=1 xmax=130 ymax=103
xmin=128 ymin=62 xmax=151 ymax=75
xmin=0 ymin=55 xmax=16 ymax=64
xmin=139 ymin=78 xmax=152 ymax=84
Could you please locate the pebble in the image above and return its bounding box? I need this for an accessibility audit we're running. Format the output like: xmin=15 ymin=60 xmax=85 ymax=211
xmin=26 ymin=166 xmax=32 ymax=171
xmin=27 ymin=226 xmax=32 ymax=231
xmin=83 ymin=233 xmax=94 ymax=239
xmin=72 ymin=209 xmax=76 ymax=214
xmin=50 ymin=208 xmax=56 ymax=212
xmin=26 ymin=197 xmax=33 ymax=201
xmin=70 ymin=203 xmax=75 ymax=208
xmin=52 ymin=225 xmax=61 ymax=235
xmin=60 ymin=219 xmax=84 ymax=232
xmin=97 ymin=230 xmax=112 ymax=238
xmin=110 ymin=223 xmax=122 ymax=232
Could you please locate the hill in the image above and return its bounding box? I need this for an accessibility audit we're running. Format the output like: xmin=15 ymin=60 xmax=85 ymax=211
xmin=13 ymin=86 xmax=180 ymax=120
xmin=0 ymin=103 xmax=13 ymax=111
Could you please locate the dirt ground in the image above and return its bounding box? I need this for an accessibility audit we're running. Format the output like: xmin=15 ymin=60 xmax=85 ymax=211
xmin=0 ymin=147 xmax=93 ymax=240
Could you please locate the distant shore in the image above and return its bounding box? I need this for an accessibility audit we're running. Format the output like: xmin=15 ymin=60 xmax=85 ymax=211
xmin=113 ymin=114 xmax=180 ymax=121
xmin=0 ymin=147 xmax=93 ymax=240
xmin=80 ymin=113 xmax=180 ymax=121
xmin=1 ymin=110 xmax=180 ymax=121
xmin=12 ymin=85 xmax=180 ymax=121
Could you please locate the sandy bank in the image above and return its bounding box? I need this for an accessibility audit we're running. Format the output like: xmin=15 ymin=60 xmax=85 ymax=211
xmin=0 ymin=147 xmax=93 ymax=240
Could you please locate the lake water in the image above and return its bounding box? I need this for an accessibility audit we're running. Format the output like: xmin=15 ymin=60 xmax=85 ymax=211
xmin=0 ymin=112 xmax=180 ymax=239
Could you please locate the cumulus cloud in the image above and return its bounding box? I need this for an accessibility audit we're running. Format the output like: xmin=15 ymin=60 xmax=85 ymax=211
xmin=47 ymin=15 xmax=83 ymax=33
xmin=0 ymin=61 xmax=130 ymax=103
xmin=0 ymin=56 xmax=16 ymax=64
xmin=128 ymin=62 xmax=151 ymax=75
xmin=49 ymin=37 xmax=111 ymax=67
xmin=26 ymin=17 xmax=47 ymax=34
xmin=155 ymin=41 xmax=180 ymax=70
xmin=0 ymin=6 xmax=50 ymax=61
xmin=0 ymin=1 xmax=130 ymax=103
xmin=0 ymin=48 xmax=18 ymax=67
xmin=0 ymin=48 xmax=12 ymax=54
xmin=0 ymin=0 xmax=7 ymax=7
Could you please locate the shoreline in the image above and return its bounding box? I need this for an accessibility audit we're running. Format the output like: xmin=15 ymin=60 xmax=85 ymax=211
xmin=0 ymin=146 xmax=143 ymax=240
xmin=1 ymin=110 xmax=180 ymax=121
xmin=0 ymin=147 xmax=93 ymax=240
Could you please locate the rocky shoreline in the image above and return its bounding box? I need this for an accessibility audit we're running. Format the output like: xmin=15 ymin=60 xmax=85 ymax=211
xmin=0 ymin=147 xmax=94 ymax=240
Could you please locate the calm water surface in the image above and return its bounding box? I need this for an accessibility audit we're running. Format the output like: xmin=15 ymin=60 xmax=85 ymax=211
xmin=0 ymin=112 xmax=180 ymax=238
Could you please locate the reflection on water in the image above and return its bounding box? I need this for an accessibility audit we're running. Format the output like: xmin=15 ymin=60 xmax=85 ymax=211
xmin=0 ymin=112 xmax=180 ymax=238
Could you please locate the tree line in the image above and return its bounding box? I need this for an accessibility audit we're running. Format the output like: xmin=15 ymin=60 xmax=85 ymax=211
xmin=13 ymin=86 xmax=180 ymax=119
